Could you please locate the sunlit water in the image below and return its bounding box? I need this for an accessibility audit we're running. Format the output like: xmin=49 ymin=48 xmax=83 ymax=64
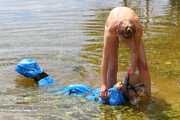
xmin=0 ymin=0 xmax=180 ymax=119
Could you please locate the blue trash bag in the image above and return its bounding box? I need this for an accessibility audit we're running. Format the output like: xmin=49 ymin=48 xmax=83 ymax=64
xmin=38 ymin=76 xmax=55 ymax=86
xmin=54 ymin=84 xmax=126 ymax=106
xmin=87 ymin=86 xmax=126 ymax=105
xmin=54 ymin=84 xmax=93 ymax=96
xmin=16 ymin=59 xmax=55 ymax=86
xmin=16 ymin=59 xmax=126 ymax=105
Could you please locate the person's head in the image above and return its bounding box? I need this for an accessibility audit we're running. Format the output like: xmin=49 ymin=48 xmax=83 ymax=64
xmin=117 ymin=20 xmax=136 ymax=40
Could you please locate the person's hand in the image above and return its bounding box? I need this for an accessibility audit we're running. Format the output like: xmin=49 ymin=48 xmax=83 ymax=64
xmin=100 ymin=85 xmax=108 ymax=99
xmin=114 ymin=82 xmax=123 ymax=90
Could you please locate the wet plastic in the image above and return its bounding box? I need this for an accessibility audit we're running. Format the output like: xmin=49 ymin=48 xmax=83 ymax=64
xmin=16 ymin=59 xmax=54 ymax=86
xmin=16 ymin=59 xmax=126 ymax=105
xmin=53 ymin=84 xmax=126 ymax=105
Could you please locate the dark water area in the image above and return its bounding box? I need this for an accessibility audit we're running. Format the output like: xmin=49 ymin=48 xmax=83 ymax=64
xmin=0 ymin=0 xmax=180 ymax=119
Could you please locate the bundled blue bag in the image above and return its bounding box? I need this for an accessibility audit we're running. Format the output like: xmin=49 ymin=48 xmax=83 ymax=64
xmin=16 ymin=59 xmax=126 ymax=105
xmin=16 ymin=59 xmax=55 ymax=86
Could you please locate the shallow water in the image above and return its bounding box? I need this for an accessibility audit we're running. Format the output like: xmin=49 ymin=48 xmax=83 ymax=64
xmin=0 ymin=0 xmax=180 ymax=119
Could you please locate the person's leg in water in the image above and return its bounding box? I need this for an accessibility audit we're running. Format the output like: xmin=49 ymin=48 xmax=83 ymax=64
xmin=115 ymin=69 xmax=146 ymax=105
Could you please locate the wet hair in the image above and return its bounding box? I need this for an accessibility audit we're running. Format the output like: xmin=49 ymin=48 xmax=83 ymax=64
xmin=118 ymin=21 xmax=136 ymax=39
xmin=123 ymin=26 xmax=134 ymax=39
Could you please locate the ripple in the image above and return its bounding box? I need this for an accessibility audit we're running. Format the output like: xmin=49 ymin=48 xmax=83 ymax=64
xmin=0 ymin=0 xmax=180 ymax=119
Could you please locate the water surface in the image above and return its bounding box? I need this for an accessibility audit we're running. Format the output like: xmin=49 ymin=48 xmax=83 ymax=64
xmin=0 ymin=0 xmax=180 ymax=119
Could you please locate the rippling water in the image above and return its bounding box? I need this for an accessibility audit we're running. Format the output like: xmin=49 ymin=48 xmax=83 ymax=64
xmin=0 ymin=0 xmax=180 ymax=119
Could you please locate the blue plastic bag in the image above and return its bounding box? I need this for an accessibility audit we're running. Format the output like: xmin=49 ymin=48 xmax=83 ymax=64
xmin=54 ymin=84 xmax=92 ymax=96
xmin=16 ymin=59 xmax=126 ymax=105
xmin=38 ymin=76 xmax=54 ymax=86
xmin=16 ymin=59 xmax=43 ymax=78
xmin=16 ymin=59 xmax=54 ymax=86
xmin=54 ymin=84 xmax=126 ymax=105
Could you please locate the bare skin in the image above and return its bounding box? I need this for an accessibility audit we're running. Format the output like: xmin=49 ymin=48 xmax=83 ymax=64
xmin=100 ymin=7 xmax=151 ymax=101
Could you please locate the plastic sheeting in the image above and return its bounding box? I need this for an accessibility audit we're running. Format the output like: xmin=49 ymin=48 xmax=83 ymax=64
xmin=16 ymin=59 xmax=126 ymax=105
xmin=16 ymin=59 xmax=54 ymax=86
xmin=53 ymin=84 xmax=126 ymax=105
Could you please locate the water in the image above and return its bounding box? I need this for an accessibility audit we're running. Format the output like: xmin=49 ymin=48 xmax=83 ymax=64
xmin=0 ymin=0 xmax=180 ymax=119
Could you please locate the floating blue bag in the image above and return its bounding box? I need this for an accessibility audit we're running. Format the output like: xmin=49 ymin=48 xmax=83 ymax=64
xmin=107 ymin=87 xmax=126 ymax=105
xmin=38 ymin=76 xmax=55 ymax=86
xmin=54 ymin=84 xmax=92 ymax=96
xmin=54 ymin=84 xmax=126 ymax=105
xmin=16 ymin=59 xmax=43 ymax=78
xmin=16 ymin=59 xmax=54 ymax=86
xmin=16 ymin=59 xmax=126 ymax=105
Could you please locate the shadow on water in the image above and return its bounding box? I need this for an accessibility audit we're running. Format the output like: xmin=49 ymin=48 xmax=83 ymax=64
xmin=98 ymin=97 xmax=175 ymax=120
xmin=15 ymin=75 xmax=37 ymax=88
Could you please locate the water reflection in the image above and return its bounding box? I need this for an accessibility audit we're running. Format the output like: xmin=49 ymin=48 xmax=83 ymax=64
xmin=15 ymin=75 xmax=37 ymax=88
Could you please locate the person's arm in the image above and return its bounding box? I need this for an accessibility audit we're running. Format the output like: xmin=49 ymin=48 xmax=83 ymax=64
xmin=100 ymin=26 xmax=119 ymax=98
xmin=130 ymin=38 xmax=151 ymax=98
xmin=128 ymin=19 xmax=151 ymax=99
